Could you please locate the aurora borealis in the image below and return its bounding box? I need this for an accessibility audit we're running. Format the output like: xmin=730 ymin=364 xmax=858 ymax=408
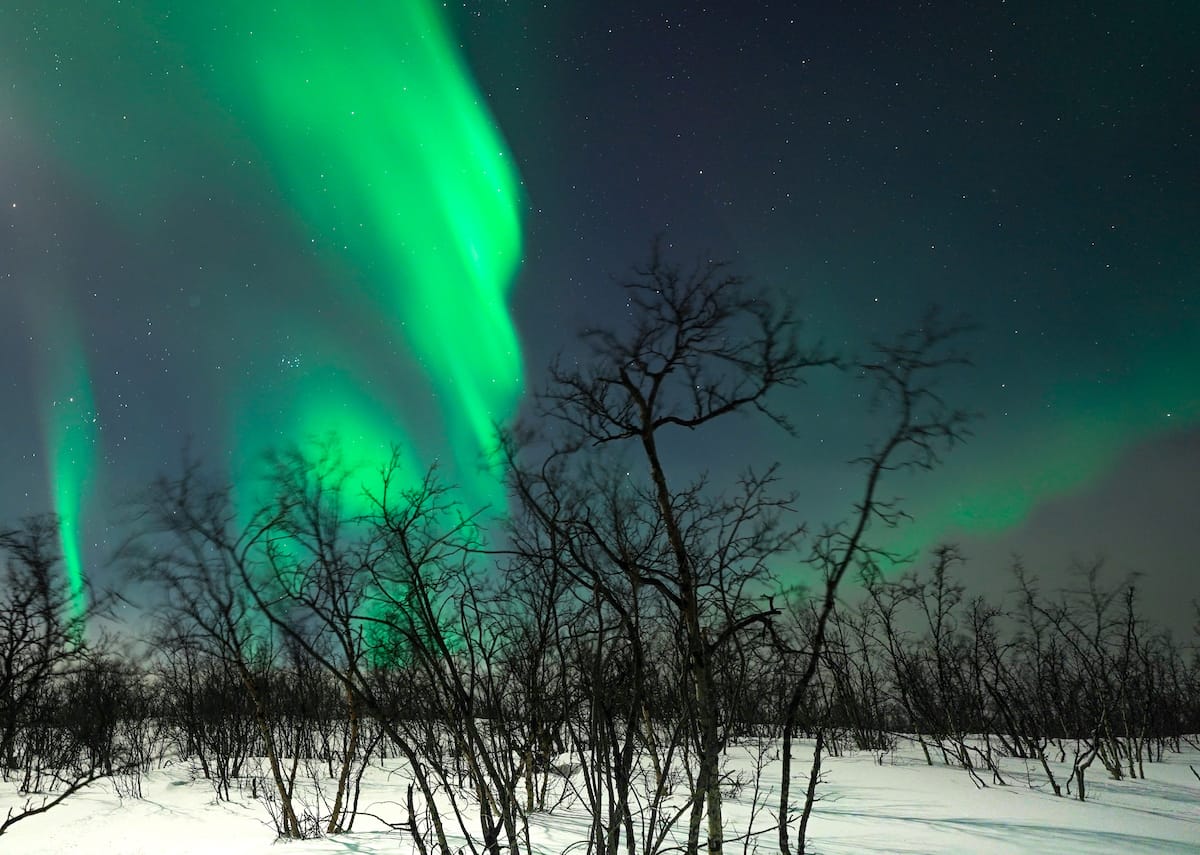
xmin=2 ymin=1 xmax=1197 ymax=629
xmin=5 ymin=0 xmax=525 ymax=602
xmin=189 ymin=1 xmax=525 ymax=504
xmin=37 ymin=313 xmax=95 ymax=622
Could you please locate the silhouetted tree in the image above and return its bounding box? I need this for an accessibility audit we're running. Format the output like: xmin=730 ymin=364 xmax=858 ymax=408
xmin=774 ymin=315 xmax=974 ymax=855
xmin=507 ymin=242 xmax=833 ymax=855
xmin=0 ymin=516 xmax=119 ymax=837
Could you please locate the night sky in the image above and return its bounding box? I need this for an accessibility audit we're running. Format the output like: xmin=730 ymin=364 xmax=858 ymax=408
xmin=2 ymin=2 xmax=1197 ymax=629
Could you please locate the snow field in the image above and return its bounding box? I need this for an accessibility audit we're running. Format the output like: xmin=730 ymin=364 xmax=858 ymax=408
xmin=5 ymin=737 xmax=1198 ymax=854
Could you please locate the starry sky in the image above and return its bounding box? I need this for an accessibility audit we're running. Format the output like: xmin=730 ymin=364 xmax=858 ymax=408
xmin=2 ymin=1 xmax=1197 ymax=629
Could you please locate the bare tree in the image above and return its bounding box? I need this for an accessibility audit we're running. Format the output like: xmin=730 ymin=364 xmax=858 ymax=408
xmin=507 ymin=243 xmax=833 ymax=855
xmin=225 ymin=443 xmax=534 ymax=855
xmin=151 ymin=627 xmax=260 ymax=801
xmin=125 ymin=468 xmax=306 ymax=838
xmin=774 ymin=316 xmax=973 ymax=855
xmin=0 ymin=516 xmax=119 ymax=837
xmin=504 ymin=460 xmax=697 ymax=855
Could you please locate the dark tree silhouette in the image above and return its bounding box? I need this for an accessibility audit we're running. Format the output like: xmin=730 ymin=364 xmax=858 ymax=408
xmin=507 ymin=243 xmax=834 ymax=855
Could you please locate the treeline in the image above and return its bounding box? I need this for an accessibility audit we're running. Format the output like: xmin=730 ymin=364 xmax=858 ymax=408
xmin=3 ymin=248 xmax=1197 ymax=853
xmin=789 ymin=548 xmax=1200 ymax=800
xmin=3 ymin=506 xmax=1197 ymax=849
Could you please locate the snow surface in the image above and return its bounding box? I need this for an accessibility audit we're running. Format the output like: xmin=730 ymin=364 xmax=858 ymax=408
xmin=4 ymin=739 xmax=1198 ymax=854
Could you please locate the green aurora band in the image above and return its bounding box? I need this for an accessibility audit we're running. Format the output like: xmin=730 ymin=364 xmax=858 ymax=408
xmin=9 ymin=0 xmax=525 ymax=626
xmin=875 ymin=341 xmax=1199 ymax=568
xmin=42 ymin=334 xmax=96 ymax=622
xmin=196 ymin=1 xmax=524 ymax=502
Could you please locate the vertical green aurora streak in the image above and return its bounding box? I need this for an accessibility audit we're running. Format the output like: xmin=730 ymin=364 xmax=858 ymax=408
xmin=42 ymin=331 xmax=96 ymax=623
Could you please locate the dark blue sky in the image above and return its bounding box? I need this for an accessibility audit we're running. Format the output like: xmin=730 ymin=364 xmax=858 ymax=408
xmin=3 ymin=1 xmax=1197 ymax=629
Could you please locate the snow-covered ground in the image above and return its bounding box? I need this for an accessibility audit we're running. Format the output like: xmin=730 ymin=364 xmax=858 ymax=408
xmin=4 ymin=739 xmax=1198 ymax=854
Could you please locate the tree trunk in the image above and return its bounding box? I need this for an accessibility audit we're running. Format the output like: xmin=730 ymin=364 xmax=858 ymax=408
xmin=327 ymin=684 xmax=359 ymax=833
xmin=797 ymin=729 xmax=824 ymax=855
xmin=641 ymin=429 xmax=724 ymax=855
xmin=237 ymin=665 xmax=301 ymax=839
